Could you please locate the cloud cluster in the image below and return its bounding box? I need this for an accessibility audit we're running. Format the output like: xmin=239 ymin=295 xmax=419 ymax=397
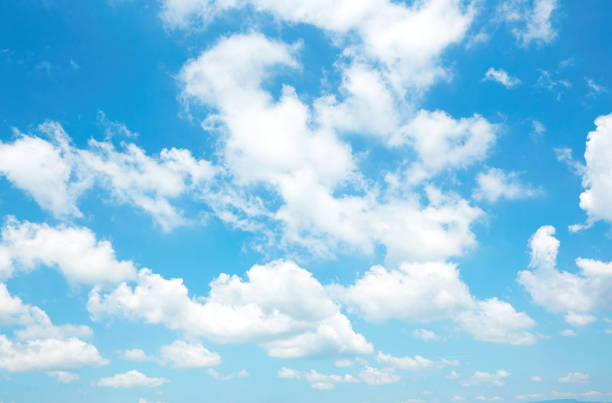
xmin=88 ymin=260 xmax=373 ymax=358
xmin=329 ymin=261 xmax=536 ymax=345
xmin=518 ymin=225 xmax=612 ymax=325
xmin=0 ymin=122 xmax=216 ymax=231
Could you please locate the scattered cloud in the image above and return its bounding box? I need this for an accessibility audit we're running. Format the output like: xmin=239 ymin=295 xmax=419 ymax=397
xmin=483 ymin=68 xmax=521 ymax=88
xmin=96 ymin=370 xmax=169 ymax=388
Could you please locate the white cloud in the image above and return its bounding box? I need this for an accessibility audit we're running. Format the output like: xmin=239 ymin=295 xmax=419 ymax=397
xmin=558 ymin=372 xmax=589 ymax=384
xmin=277 ymin=367 xmax=358 ymax=390
xmin=575 ymin=113 xmax=612 ymax=228
xmin=412 ymin=329 xmax=438 ymax=341
xmin=165 ymin=0 xmax=475 ymax=90
xmin=483 ymin=68 xmax=521 ymax=88
xmin=499 ymin=0 xmax=559 ymax=46
xmin=0 ymin=122 xmax=216 ymax=231
xmin=515 ymin=393 xmax=545 ymax=400
xmin=160 ymin=340 xmax=221 ymax=368
xmin=88 ymin=260 xmax=372 ymax=358
xmin=0 ymin=217 xmax=137 ymax=284
xmin=207 ymin=368 xmax=249 ymax=381
xmin=463 ymin=370 xmax=511 ymax=387
xmin=328 ymin=261 xmax=473 ymax=322
xmin=121 ymin=349 xmax=149 ymax=361
xmin=0 ymin=335 xmax=108 ymax=372
xmin=564 ymin=312 xmax=596 ymax=327
xmin=178 ymin=33 xmax=486 ymax=263
xmin=376 ymin=351 xmax=457 ymax=371
xmin=531 ymin=375 xmax=542 ymax=382
xmin=447 ymin=370 xmax=460 ymax=379
xmin=473 ymin=168 xmax=539 ymax=203
xmin=560 ymin=329 xmax=577 ymax=337
xmin=0 ymin=283 xmax=107 ymax=373
xmin=359 ymin=365 xmax=400 ymax=385
xmin=334 ymin=360 xmax=352 ymax=368
xmin=329 ymin=261 xmax=536 ymax=345
xmin=0 ymin=124 xmax=84 ymax=217
xmin=586 ymin=78 xmax=607 ymax=95
xmin=46 ymin=370 xmax=80 ymax=383
xmin=518 ymin=225 xmax=612 ymax=324
xmin=456 ymin=298 xmax=537 ymax=345
xmin=391 ymin=110 xmax=497 ymax=184
xmin=96 ymin=370 xmax=169 ymax=388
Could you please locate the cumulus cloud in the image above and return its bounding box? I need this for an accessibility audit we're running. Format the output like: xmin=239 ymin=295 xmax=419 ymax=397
xmin=96 ymin=370 xmax=169 ymax=388
xmin=391 ymin=110 xmax=497 ymax=184
xmin=473 ymin=168 xmax=539 ymax=203
xmin=277 ymin=366 xmax=358 ymax=390
xmin=0 ymin=122 xmax=216 ymax=231
xmin=178 ymin=33 xmax=487 ymax=262
xmin=165 ymin=0 xmax=475 ymax=90
xmin=499 ymin=0 xmax=559 ymax=46
xmin=412 ymin=329 xmax=438 ymax=341
xmin=160 ymin=340 xmax=221 ymax=368
xmin=46 ymin=370 xmax=80 ymax=383
xmin=575 ymin=113 xmax=612 ymax=228
xmin=88 ymin=260 xmax=372 ymax=358
xmin=558 ymin=372 xmax=589 ymax=384
xmin=0 ymin=217 xmax=137 ymax=284
xmin=0 ymin=335 xmax=108 ymax=372
xmin=328 ymin=261 xmax=536 ymax=345
xmin=375 ymin=351 xmax=457 ymax=371
xmin=483 ymin=68 xmax=521 ymax=88
xmin=518 ymin=225 xmax=612 ymax=325
xmin=359 ymin=365 xmax=400 ymax=385
xmin=120 ymin=349 xmax=149 ymax=361
xmin=463 ymin=370 xmax=511 ymax=387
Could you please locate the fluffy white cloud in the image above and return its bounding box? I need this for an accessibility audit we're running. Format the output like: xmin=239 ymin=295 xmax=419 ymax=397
xmin=518 ymin=225 xmax=612 ymax=325
xmin=179 ymin=33 xmax=486 ymax=262
xmin=0 ymin=283 xmax=107 ymax=373
xmin=359 ymin=365 xmax=400 ymax=385
xmin=160 ymin=340 xmax=221 ymax=368
xmin=473 ymin=168 xmax=539 ymax=203
xmin=576 ymin=113 xmax=612 ymax=228
xmin=558 ymin=372 xmax=589 ymax=384
xmin=463 ymin=370 xmax=511 ymax=387
xmin=375 ymin=351 xmax=457 ymax=371
xmin=0 ymin=122 xmax=215 ymax=231
xmin=412 ymin=329 xmax=438 ymax=341
xmin=0 ymin=124 xmax=84 ymax=217
xmin=483 ymin=68 xmax=521 ymax=88
xmin=46 ymin=370 xmax=80 ymax=383
xmin=456 ymin=298 xmax=536 ymax=345
xmin=121 ymin=349 xmax=149 ymax=361
xmin=88 ymin=260 xmax=372 ymax=358
xmin=97 ymin=370 xmax=169 ymax=388
xmin=278 ymin=367 xmax=358 ymax=390
xmin=165 ymin=0 xmax=475 ymax=90
xmin=0 ymin=217 xmax=137 ymax=284
xmin=499 ymin=0 xmax=559 ymax=46
xmin=328 ymin=261 xmax=473 ymax=322
xmin=207 ymin=368 xmax=249 ymax=381
xmin=0 ymin=335 xmax=108 ymax=372
xmin=391 ymin=110 xmax=497 ymax=184
xmin=328 ymin=261 xmax=536 ymax=345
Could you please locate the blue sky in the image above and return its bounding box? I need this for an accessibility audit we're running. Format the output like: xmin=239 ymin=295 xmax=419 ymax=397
xmin=0 ymin=0 xmax=611 ymax=402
